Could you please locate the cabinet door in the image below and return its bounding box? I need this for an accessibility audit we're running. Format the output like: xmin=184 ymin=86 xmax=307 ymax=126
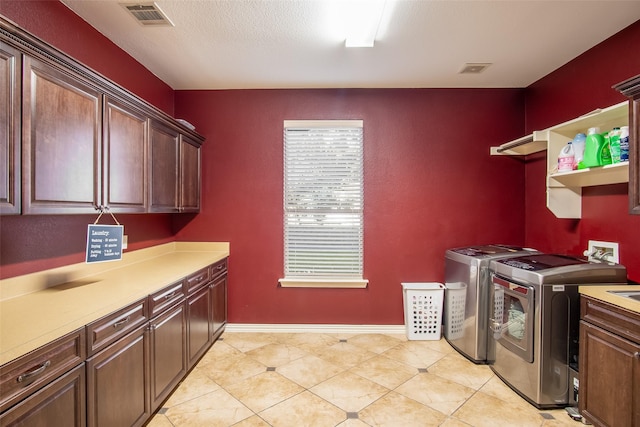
xmin=211 ymin=275 xmax=228 ymax=340
xmin=86 ymin=324 xmax=150 ymax=427
xmin=149 ymin=302 xmax=187 ymax=411
xmin=579 ymin=320 xmax=640 ymax=427
xmin=22 ymin=55 xmax=102 ymax=214
xmin=103 ymin=96 xmax=148 ymax=212
xmin=0 ymin=43 xmax=20 ymax=215
xmin=187 ymin=284 xmax=211 ymax=368
xmin=180 ymin=135 xmax=201 ymax=212
xmin=631 ymin=94 xmax=640 ymax=214
xmin=0 ymin=364 xmax=86 ymax=427
xmin=149 ymin=120 xmax=179 ymax=212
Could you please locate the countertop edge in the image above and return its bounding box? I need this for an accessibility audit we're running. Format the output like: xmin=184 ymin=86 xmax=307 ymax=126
xmin=579 ymin=284 xmax=640 ymax=314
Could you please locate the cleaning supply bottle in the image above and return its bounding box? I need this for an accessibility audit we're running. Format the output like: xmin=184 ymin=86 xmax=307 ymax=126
xmin=582 ymin=127 xmax=605 ymax=168
xmin=608 ymin=127 xmax=621 ymax=163
xmin=572 ymin=133 xmax=586 ymax=168
xmin=620 ymin=126 xmax=629 ymax=162
xmin=557 ymin=141 xmax=575 ymax=172
xmin=600 ymin=131 xmax=613 ymax=165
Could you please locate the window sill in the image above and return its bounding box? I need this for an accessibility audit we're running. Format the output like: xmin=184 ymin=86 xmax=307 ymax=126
xmin=278 ymin=278 xmax=369 ymax=289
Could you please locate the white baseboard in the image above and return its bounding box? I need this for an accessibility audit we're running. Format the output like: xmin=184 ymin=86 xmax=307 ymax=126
xmin=225 ymin=323 xmax=406 ymax=334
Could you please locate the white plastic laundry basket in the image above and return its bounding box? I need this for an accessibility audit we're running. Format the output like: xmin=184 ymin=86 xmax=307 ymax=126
xmin=444 ymin=282 xmax=467 ymax=340
xmin=401 ymin=282 xmax=445 ymax=340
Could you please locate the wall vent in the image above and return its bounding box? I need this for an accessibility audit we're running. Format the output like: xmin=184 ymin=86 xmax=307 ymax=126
xmin=459 ymin=63 xmax=492 ymax=74
xmin=121 ymin=2 xmax=174 ymax=26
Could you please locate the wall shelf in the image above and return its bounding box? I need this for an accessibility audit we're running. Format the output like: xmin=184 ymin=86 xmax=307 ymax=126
xmin=491 ymin=101 xmax=629 ymax=219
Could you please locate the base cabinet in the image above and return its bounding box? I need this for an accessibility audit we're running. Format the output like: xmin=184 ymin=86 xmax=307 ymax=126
xmin=149 ymin=302 xmax=187 ymax=412
xmin=211 ymin=275 xmax=228 ymax=340
xmin=187 ymin=284 xmax=212 ymax=369
xmin=86 ymin=324 xmax=150 ymax=427
xmin=579 ymin=296 xmax=640 ymax=427
xmin=0 ymin=364 xmax=86 ymax=427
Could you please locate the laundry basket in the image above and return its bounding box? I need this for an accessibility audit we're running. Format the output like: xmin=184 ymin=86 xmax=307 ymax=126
xmin=444 ymin=282 xmax=467 ymax=340
xmin=401 ymin=282 xmax=445 ymax=340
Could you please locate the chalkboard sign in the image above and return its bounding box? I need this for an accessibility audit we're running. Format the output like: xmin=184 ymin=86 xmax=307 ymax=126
xmin=86 ymin=224 xmax=124 ymax=263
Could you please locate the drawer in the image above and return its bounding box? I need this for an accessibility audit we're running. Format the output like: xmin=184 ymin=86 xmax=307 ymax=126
xmin=86 ymin=299 xmax=148 ymax=356
xmin=149 ymin=281 xmax=185 ymax=317
xmin=0 ymin=328 xmax=85 ymax=413
xmin=185 ymin=267 xmax=210 ymax=294
xmin=210 ymin=258 xmax=227 ymax=281
xmin=581 ymin=295 xmax=640 ymax=344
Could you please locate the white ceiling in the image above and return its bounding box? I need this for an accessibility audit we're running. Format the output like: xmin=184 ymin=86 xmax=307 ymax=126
xmin=60 ymin=0 xmax=640 ymax=90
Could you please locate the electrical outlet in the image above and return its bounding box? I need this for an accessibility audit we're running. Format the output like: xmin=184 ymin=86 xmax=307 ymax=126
xmin=586 ymin=240 xmax=619 ymax=263
xmin=122 ymin=235 xmax=128 ymax=250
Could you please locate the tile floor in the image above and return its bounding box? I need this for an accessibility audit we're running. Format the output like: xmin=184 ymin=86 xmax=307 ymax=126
xmin=147 ymin=331 xmax=580 ymax=427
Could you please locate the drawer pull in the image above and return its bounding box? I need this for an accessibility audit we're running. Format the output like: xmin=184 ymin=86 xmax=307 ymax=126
xmin=635 ymin=352 xmax=640 ymax=359
xmin=113 ymin=316 xmax=131 ymax=328
xmin=216 ymin=265 xmax=224 ymax=270
xmin=17 ymin=360 xmax=51 ymax=383
xmin=164 ymin=291 xmax=176 ymax=300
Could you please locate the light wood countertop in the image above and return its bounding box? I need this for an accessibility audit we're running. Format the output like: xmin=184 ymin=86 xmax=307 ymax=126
xmin=0 ymin=242 xmax=229 ymax=366
xmin=579 ymin=284 xmax=640 ymax=314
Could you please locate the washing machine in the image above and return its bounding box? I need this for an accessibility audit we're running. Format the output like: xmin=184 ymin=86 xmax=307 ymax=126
xmin=443 ymin=244 xmax=539 ymax=363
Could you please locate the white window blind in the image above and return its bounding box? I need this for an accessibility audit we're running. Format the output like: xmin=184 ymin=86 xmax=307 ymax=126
xmin=283 ymin=120 xmax=364 ymax=281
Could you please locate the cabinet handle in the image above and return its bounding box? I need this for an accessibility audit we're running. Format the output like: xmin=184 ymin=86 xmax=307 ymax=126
xmin=17 ymin=360 xmax=51 ymax=383
xmin=164 ymin=291 xmax=176 ymax=300
xmin=216 ymin=265 xmax=224 ymax=270
xmin=113 ymin=316 xmax=131 ymax=328
xmin=635 ymin=352 xmax=640 ymax=359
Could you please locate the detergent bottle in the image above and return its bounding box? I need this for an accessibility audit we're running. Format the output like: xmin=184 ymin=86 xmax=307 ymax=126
xmin=582 ymin=127 xmax=605 ymax=168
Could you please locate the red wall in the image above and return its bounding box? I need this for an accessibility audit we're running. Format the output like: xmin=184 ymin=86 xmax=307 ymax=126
xmin=173 ymin=89 xmax=526 ymax=324
xmin=523 ymin=20 xmax=640 ymax=280
xmin=0 ymin=1 xmax=177 ymax=279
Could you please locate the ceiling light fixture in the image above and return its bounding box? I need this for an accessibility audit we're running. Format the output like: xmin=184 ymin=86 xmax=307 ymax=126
xmin=344 ymin=0 xmax=387 ymax=48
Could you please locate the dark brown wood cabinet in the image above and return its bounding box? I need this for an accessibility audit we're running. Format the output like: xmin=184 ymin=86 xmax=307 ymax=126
xmin=0 ymin=364 xmax=86 ymax=427
xmin=579 ymin=296 xmax=640 ymax=427
xmin=1 ymin=16 xmax=204 ymax=216
xmin=187 ymin=284 xmax=212 ymax=368
xmin=103 ymin=96 xmax=149 ymax=213
xmin=22 ymin=55 xmax=102 ymax=214
xmin=149 ymin=121 xmax=202 ymax=213
xmin=614 ymin=75 xmax=640 ymax=215
xmin=149 ymin=301 xmax=187 ymax=412
xmin=211 ymin=274 xmax=228 ymax=340
xmin=0 ymin=42 xmax=21 ymax=215
xmin=86 ymin=323 xmax=151 ymax=427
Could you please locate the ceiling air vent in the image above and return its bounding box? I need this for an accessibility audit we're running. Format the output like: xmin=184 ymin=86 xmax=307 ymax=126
xmin=459 ymin=63 xmax=492 ymax=74
xmin=122 ymin=2 xmax=174 ymax=26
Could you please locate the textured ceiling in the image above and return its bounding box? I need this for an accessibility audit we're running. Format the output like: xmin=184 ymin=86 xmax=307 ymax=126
xmin=61 ymin=0 xmax=640 ymax=90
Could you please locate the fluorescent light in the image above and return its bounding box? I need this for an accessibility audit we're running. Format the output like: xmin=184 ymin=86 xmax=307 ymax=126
xmin=344 ymin=0 xmax=387 ymax=48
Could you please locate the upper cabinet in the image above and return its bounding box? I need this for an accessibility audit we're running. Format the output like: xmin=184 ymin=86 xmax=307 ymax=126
xmin=614 ymin=74 xmax=640 ymax=215
xmin=22 ymin=55 xmax=102 ymax=214
xmin=0 ymin=43 xmax=21 ymax=215
xmin=0 ymin=16 xmax=204 ymax=216
xmin=491 ymin=101 xmax=629 ymax=219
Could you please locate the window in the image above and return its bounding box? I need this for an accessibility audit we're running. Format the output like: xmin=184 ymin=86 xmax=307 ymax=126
xmin=280 ymin=120 xmax=367 ymax=288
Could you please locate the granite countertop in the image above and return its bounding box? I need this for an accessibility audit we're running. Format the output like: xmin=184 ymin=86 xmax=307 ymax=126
xmin=0 ymin=242 xmax=229 ymax=366
xmin=579 ymin=284 xmax=640 ymax=314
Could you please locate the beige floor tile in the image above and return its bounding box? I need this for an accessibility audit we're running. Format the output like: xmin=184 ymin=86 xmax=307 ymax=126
xmin=163 ymin=366 xmax=221 ymax=407
xmin=349 ymin=354 xmax=418 ymax=389
xmin=439 ymin=417 xmax=474 ymax=427
xmin=394 ymin=372 xmax=475 ymax=415
xmin=258 ymin=390 xmax=346 ymax=427
xmin=221 ymin=332 xmax=279 ymax=353
xmin=231 ymin=415 xmax=272 ymax=426
xmin=336 ymin=419 xmax=372 ymax=427
xmin=380 ymin=341 xmax=447 ymax=369
xmin=272 ymin=332 xmax=341 ymax=352
xmin=347 ymin=333 xmax=403 ymax=354
xmin=224 ymin=371 xmax=305 ymax=413
xmin=478 ymin=375 xmax=530 ymax=406
xmin=164 ymin=388 xmax=253 ymax=427
xmin=245 ymin=342 xmax=309 ymax=367
xmin=310 ymin=371 xmax=389 ymax=412
xmin=277 ymin=354 xmax=344 ymax=388
xmin=198 ymin=353 xmax=266 ymax=388
xmin=310 ymin=341 xmax=378 ymax=369
xmin=358 ymin=391 xmax=448 ymax=426
xmin=452 ymin=391 xmax=544 ymax=427
xmin=427 ymin=353 xmax=494 ymax=390
xmin=540 ymin=409 xmax=582 ymax=426
xmin=145 ymin=414 xmax=174 ymax=427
